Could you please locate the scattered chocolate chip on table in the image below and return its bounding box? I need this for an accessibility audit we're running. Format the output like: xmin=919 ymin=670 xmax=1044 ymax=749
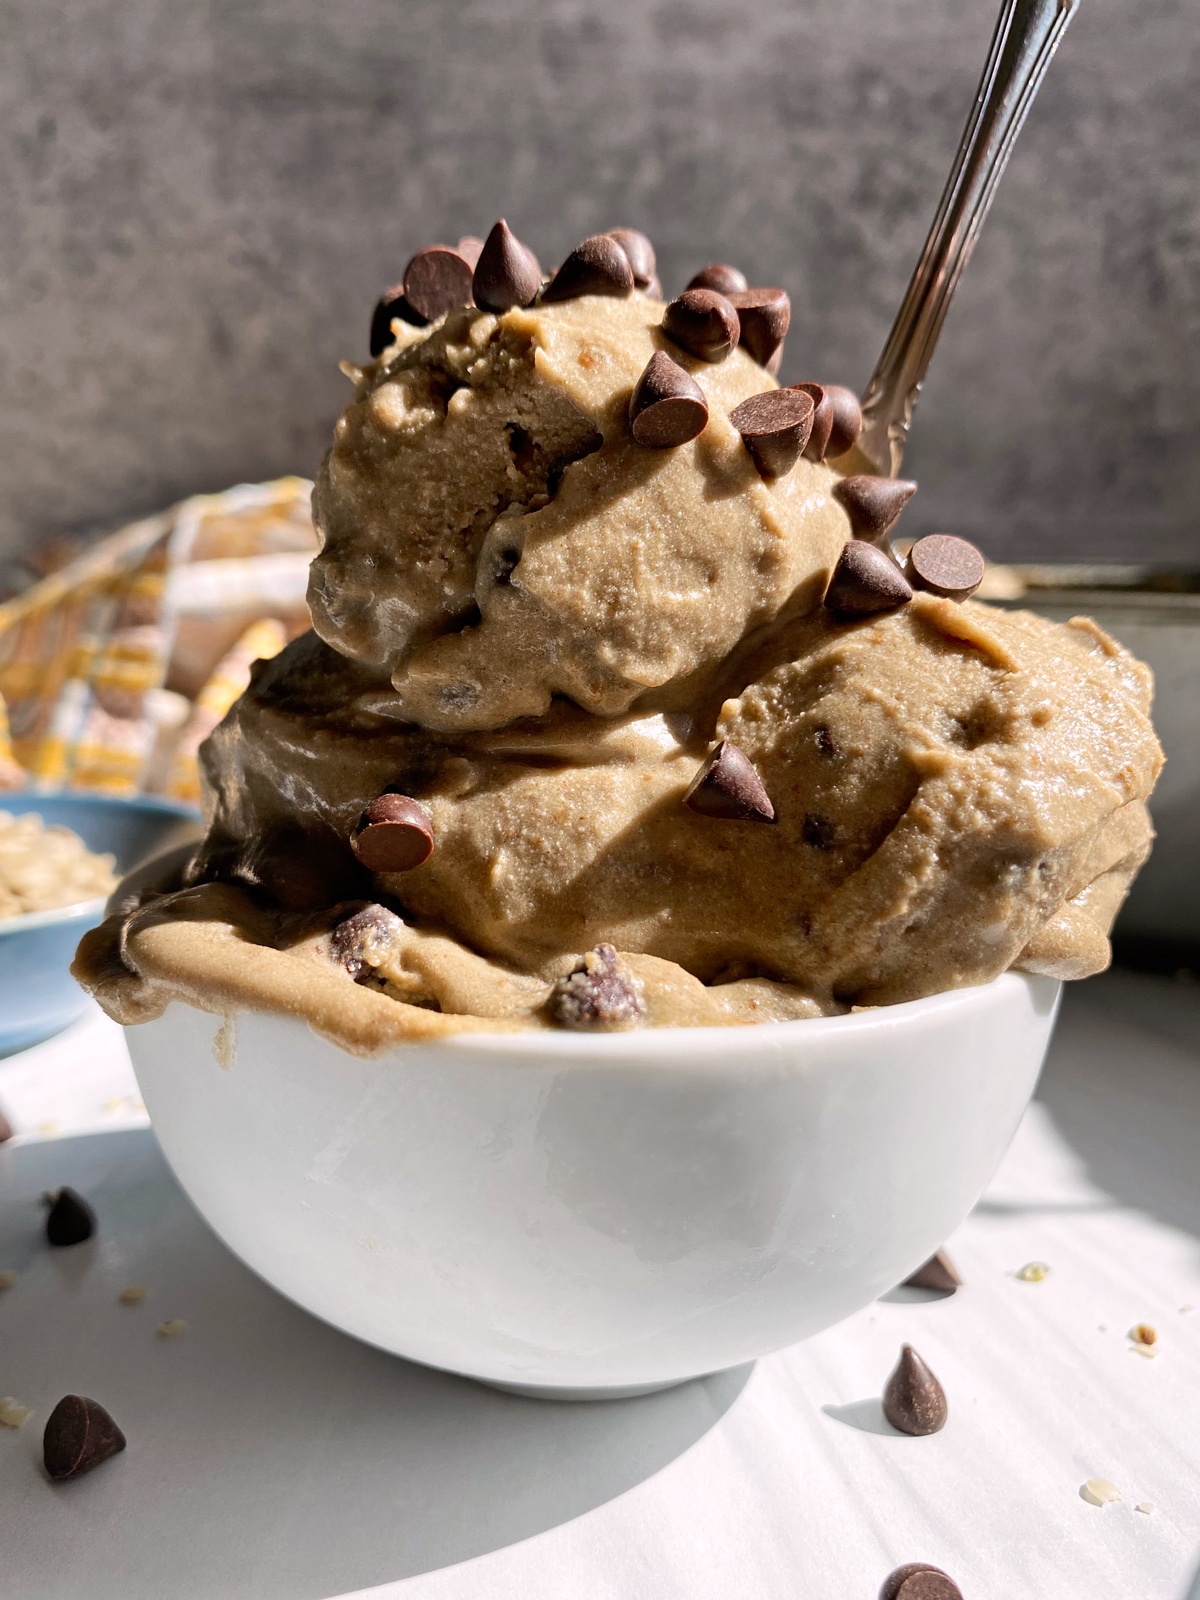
xmin=45 ymin=1187 xmax=95 ymax=1248
xmin=43 ymin=1395 xmax=126 ymax=1481
xmin=902 ymin=1249 xmax=963 ymax=1293
xmin=882 ymin=1344 xmax=949 ymax=1436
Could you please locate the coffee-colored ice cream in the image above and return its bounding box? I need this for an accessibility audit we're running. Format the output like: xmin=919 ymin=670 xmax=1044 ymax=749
xmin=310 ymin=294 xmax=847 ymax=729
xmin=74 ymin=227 xmax=1163 ymax=1050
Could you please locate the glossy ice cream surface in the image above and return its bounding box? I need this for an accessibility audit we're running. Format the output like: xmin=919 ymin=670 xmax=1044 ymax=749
xmin=76 ymin=251 xmax=1163 ymax=1047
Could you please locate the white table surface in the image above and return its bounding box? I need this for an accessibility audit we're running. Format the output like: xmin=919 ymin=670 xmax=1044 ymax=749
xmin=1 ymin=970 xmax=1198 ymax=1600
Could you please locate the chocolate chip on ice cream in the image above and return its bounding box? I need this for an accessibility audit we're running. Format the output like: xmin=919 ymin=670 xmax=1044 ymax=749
xmin=350 ymin=795 xmax=435 ymax=874
xmin=331 ymin=903 xmax=405 ymax=979
xmin=833 ymin=475 xmax=919 ymax=543
xmin=824 ymin=541 xmax=913 ymax=617
xmin=549 ymin=944 xmax=646 ymax=1031
xmin=662 ymin=289 xmax=741 ymax=363
xmin=541 ymin=235 xmax=634 ymax=301
xmin=684 ymin=741 xmax=777 ymax=824
xmin=906 ymin=535 xmax=986 ymax=602
xmin=472 ymin=220 xmax=542 ymax=313
xmin=607 ymin=228 xmax=657 ymax=288
xmin=687 ymin=263 xmax=749 ymax=295
xmin=725 ymin=288 xmax=790 ymax=369
xmin=456 ymin=235 xmax=485 ymax=269
xmin=629 ymin=351 xmax=709 ymax=447
xmin=402 ymin=246 xmax=476 ymax=323
xmin=796 ymin=382 xmax=863 ymax=462
xmin=822 ymin=385 xmax=863 ymax=458
xmin=730 ymin=388 xmax=815 ymax=478
xmin=369 ymin=285 xmax=422 ymax=355
xmin=43 ymin=1395 xmax=126 ymax=1481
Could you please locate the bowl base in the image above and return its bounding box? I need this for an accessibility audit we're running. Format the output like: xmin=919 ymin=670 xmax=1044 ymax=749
xmin=479 ymin=1371 xmax=727 ymax=1402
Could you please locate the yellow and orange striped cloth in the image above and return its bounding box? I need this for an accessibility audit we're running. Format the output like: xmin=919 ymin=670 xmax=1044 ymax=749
xmin=0 ymin=479 xmax=314 ymax=803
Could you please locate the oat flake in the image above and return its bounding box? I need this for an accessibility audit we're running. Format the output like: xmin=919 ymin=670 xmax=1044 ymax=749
xmin=1080 ymin=1479 xmax=1122 ymax=1507
xmin=0 ymin=1397 xmax=33 ymax=1428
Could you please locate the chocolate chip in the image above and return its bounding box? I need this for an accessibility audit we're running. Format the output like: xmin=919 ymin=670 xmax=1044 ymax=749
xmin=629 ymin=351 xmax=708 ymax=448
xmin=903 ymin=1249 xmax=962 ymax=1293
xmin=880 ymin=1565 xmax=962 ymax=1600
xmin=331 ymin=903 xmax=404 ymax=979
xmin=549 ymin=945 xmax=646 ymax=1032
xmin=607 ymin=227 xmax=657 ymax=288
xmin=822 ymin=384 xmax=863 ymax=458
xmin=795 ymin=381 xmax=863 ymax=462
xmin=882 ymin=1344 xmax=948 ymax=1436
xmin=815 ymin=725 xmax=838 ymax=757
xmin=833 ymin=475 xmax=918 ymax=542
xmin=794 ymin=383 xmax=833 ymax=461
xmin=541 ymin=234 xmax=634 ymax=302
xmin=824 ymin=541 xmax=913 ymax=617
xmin=46 ymin=1187 xmax=95 ymax=1247
xmin=730 ymin=388 xmax=814 ymax=478
xmin=894 ymin=1573 xmax=964 ymax=1600
xmin=472 ymin=219 xmax=543 ymax=313
xmin=350 ymin=794 xmax=435 ymax=874
xmin=456 ymin=235 xmax=485 ymax=269
xmin=684 ymin=740 xmax=776 ymax=824
xmin=687 ymin=263 xmax=749 ymax=295
xmin=662 ymin=289 xmax=740 ymax=363
xmin=640 ymin=274 xmax=664 ymax=300
xmin=725 ymin=288 xmax=790 ymax=369
xmin=906 ymin=535 xmax=986 ymax=602
xmin=369 ymin=285 xmax=423 ymax=356
xmin=43 ymin=1394 xmax=126 ymax=1481
xmin=402 ymin=246 xmax=476 ymax=324
xmin=802 ymin=813 xmax=836 ymax=850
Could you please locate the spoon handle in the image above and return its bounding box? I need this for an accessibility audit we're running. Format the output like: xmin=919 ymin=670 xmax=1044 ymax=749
xmin=856 ymin=0 xmax=1082 ymax=477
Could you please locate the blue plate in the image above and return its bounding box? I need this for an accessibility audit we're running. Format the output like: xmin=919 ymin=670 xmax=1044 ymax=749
xmin=0 ymin=793 xmax=201 ymax=1056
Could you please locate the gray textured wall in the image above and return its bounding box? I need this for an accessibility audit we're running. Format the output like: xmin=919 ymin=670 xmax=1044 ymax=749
xmin=1 ymin=0 xmax=1197 ymax=571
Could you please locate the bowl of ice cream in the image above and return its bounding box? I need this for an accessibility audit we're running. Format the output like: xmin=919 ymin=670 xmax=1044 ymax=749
xmin=120 ymin=971 xmax=1060 ymax=1397
xmin=0 ymin=792 xmax=200 ymax=1054
xmin=74 ymin=223 xmax=1163 ymax=1395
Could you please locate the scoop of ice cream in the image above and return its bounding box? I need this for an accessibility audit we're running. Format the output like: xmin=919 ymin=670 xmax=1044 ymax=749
xmin=186 ymin=593 xmax=1159 ymax=1012
xmin=72 ymin=232 xmax=1164 ymax=1044
xmin=310 ymin=295 xmax=850 ymax=730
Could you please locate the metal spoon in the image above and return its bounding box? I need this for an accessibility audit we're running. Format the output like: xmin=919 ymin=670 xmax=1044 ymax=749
xmin=855 ymin=0 xmax=1082 ymax=478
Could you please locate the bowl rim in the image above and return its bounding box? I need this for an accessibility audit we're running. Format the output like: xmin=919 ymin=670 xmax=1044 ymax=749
xmin=156 ymin=969 xmax=1057 ymax=1062
xmin=430 ymin=968 xmax=1054 ymax=1056
xmin=1 ymin=789 xmax=201 ymax=821
xmin=112 ymin=849 xmax=1059 ymax=1060
xmin=0 ymin=791 xmax=201 ymax=939
xmin=0 ymin=895 xmax=109 ymax=937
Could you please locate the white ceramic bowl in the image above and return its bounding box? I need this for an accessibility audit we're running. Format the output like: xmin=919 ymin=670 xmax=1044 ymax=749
xmin=127 ymin=973 xmax=1060 ymax=1397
